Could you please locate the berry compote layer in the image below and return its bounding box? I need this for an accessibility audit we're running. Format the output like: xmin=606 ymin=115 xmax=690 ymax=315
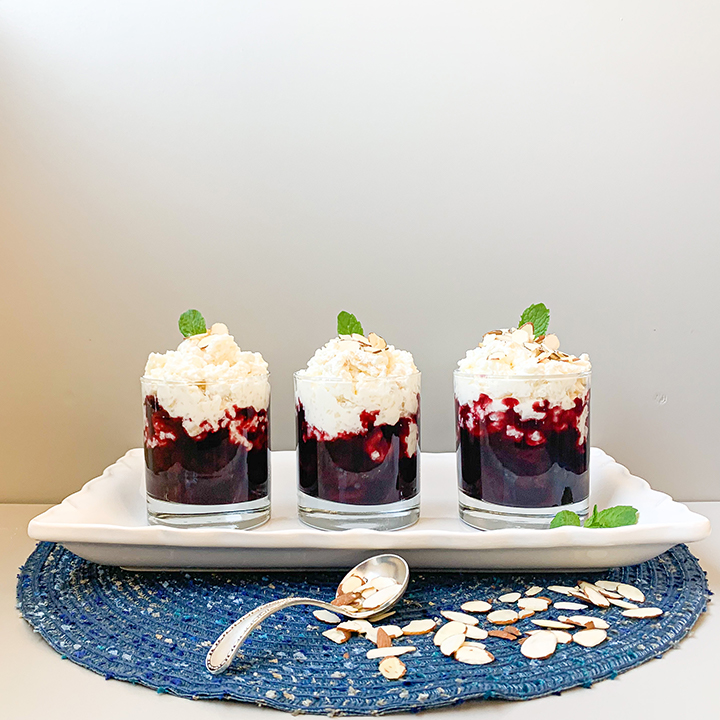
xmin=144 ymin=395 xmax=269 ymax=506
xmin=456 ymin=392 xmax=589 ymax=508
xmin=297 ymin=400 xmax=419 ymax=506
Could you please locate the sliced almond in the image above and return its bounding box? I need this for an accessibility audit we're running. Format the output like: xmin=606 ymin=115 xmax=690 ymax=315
xmin=511 ymin=329 xmax=531 ymax=344
xmin=621 ymin=607 xmax=663 ymax=619
xmin=313 ymin=610 xmax=341 ymax=624
xmin=498 ymin=592 xmax=521 ymax=603
xmin=554 ymin=601 xmax=588 ymax=611
xmin=504 ymin=625 xmax=521 ymax=637
xmin=454 ymin=645 xmax=495 ymax=665
xmin=595 ymin=580 xmax=620 ymax=592
xmin=378 ymin=656 xmax=406 ymax=680
xmin=569 ymin=589 xmax=591 ymax=602
xmin=573 ymin=629 xmax=608 ymax=648
xmin=517 ymin=597 xmax=550 ymax=612
xmin=322 ymin=628 xmax=352 ymax=644
xmin=337 ymin=620 xmax=373 ymax=634
xmin=595 ymin=588 xmax=622 ymax=599
xmin=548 ymin=585 xmax=578 ymax=596
xmin=366 ymin=576 xmax=397 ymax=591
xmin=376 ymin=628 xmax=392 ymax=648
xmin=367 ymin=332 xmax=388 ymax=350
xmin=338 ymin=575 xmax=364 ymax=595
xmin=362 ymin=585 xmax=399 ymax=610
xmin=440 ymin=610 xmax=479 ymax=626
xmin=465 ymin=625 xmax=489 ymax=640
xmin=487 ymin=609 xmax=519 ymax=625
xmin=440 ymin=634 xmax=467 ymax=656
xmin=433 ymin=621 xmax=467 ymax=646
xmin=488 ymin=630 xmax=517 ymax=640
xmin=332 ymin=592 xmax=359 ymax=607
xmin=530 ymin=619 xmax=574 ymax=630
xmin=543 ymin=334 xmax=560 ymax=351
xmin=607 ymin=598 xmax=638 ymax=610
xmin=378 ymin=625 xmax=403 ymax=639
xmin=617 ymin=583 xmax=646 ymax=603
xmin=525 ymin=586 xmax=543 ymax=597
xmin=518 ymin=609 xmax=536 ymax=620
xmin=368 ymin=610 xmax=396 ymax=623
xmin=579 ymin=585 xmax=610 ymax=608
xmin=402 ymin=619 xmax=437 ymax=635
xmin=366 ymin=646 xmax=415 ymax=659
xmin=551 ymin=630 xmax=572 ymax=644
xmin=519 ymin=322 xmax=535 ymax=337
xmin=562 ymin=615 xmax=609 ymax=630
xmin=521 ymin=630 xmax=557 ymax=659
xmin=460 ymin=600 xmax=492 ymax=613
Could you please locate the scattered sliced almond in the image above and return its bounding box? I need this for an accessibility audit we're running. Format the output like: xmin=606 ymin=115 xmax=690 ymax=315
xmin=595 ymin=580 xmax=620 ymax=592
xmin=313 ymin=610 xmax=341 ymax=624
xmin=568 ymin=589 xmax=590 ymax=602
xmin=551 ymin=630 xmax=572 ymax=644
xmin=548 ymin=585 xmax=578 ymax=596
xmin=498 ymin=592 xmax=521 ymax=603
xmin=525 ymin=586 xmax=543 ymax=597
xmin=517 ymin=597 xmax=550 ymax=612
xmin=617 ymin=583 xmax=645 ymax=603
xmin=521 ymin=630 xmax=557 ymax=659
xmin=376 ymin=628 xmax=392 ymax=648
xmin=573 ymin=629 xmax=608 ymax=648
xmin=504 ymin=625 xmax=521 ymax=637
xmin=367 ymin=646 xmax=416 ymax=659
xmin=322 ymin=628 xmax=352 ymax=644
xmin=464 ymin=625 xmax=489 ymax=640
xmin=488 ymin=630 xmax=517 ymax=641
xmin=518 ymin=609 xmax=536 ymax=620
xmin=595 ymin=588 xmax=622 ymax=599
xmin=622 ymin=607 xmax=663 ymax=619
xmin=554 ymin=602 xmax=588 ymax=611
xmin=460 ymin=600 xmax=492 ymax=613
xmin=487 ymin=609 xmax=519 ymax=625
xmin=562 ymin=615 xmax=609 ymax=630
xmin=454 ymin=645 xmax=495 ymax=665
xmin=440 ymin=610 xmax=479 ymax=625
xmin=402 ymin=619 xmax=437 ymax=635
xmin=433 ymin=621 xmax=467 ymax=646
xmin=378 ymin=656 xmax=406 ymax=680
xmin=378 ymin=625 xmax=403 ymax=639
xmin=362 ymin=585 xmax=399 ymax=610
xmin=530 ymin=619 xmax=574 ymax=630
xmin=368 ymin=610 xmax=396 ymax=623
xmin=440 ymin=634 xmax=467 ymax=656
xmin=579 ymin=584 xmax=610 ymax=608
xmin=337 ymin=619 xmax=373 ymax=634
xmin=607 ymin=597 xmax=638 ymax=610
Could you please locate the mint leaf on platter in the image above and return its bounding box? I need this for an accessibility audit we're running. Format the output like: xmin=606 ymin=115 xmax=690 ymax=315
xmin=178 ymin=309 xmax=207 ymax=337
xmin=584 ymin=505 xmax=639 ymax=529
xmin=519 ymin=303 xmax=550 ymax=338
xmin=550 ymin=510 xmax=582 ymax=528
xmin=337 ymin=310 xmax=364 ymax=336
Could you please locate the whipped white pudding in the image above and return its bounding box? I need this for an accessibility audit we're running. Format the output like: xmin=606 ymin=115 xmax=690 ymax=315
xmin=142 ymin=312 xmax=270 ymax=527
xmin=455 ymin=307 xmax=591 ymax=529
xmin=295 ymin=315 xmax=421 ymax=530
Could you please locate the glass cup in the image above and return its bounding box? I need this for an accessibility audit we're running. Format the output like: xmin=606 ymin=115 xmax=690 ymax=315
xmin=454 ymin=370 xmax=590 ymax=529
xmin=294 ymin=372 xmax=421 ymax=530
xmin=141 ymin=375 xmax=271 ymax=528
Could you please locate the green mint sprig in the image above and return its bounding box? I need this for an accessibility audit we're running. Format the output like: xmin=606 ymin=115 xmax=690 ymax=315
xmin=337 ymin=310 xmax=364 ymax=336
xmin=178 ymin=309 xmax=207 ymax=337
xmin=519 ymin=303 xmax=550 ymax=338
xmin=550 ymin=504 xmax=639 ymax=529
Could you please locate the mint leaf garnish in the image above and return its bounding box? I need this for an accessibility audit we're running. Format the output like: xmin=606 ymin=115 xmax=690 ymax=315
xmin=584 ymin=505 xmax=639 ymax=529
xmin=178 ymin=309 xmax=207 ymax=337
xmin=519 ymin=303 xmax=550 ymax=338
xmin=337 ymin=311 xmax=364 ymax=336
xmin=550 ymin=510 xmax=582 ymax=528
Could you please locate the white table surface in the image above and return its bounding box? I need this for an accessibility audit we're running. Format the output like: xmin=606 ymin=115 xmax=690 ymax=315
xmin=2 ymin=503 xmax=717 ymax=718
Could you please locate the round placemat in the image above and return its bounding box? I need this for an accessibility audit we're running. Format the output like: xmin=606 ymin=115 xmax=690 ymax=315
xmin=17 ymin=542 xmax=709 ymax=715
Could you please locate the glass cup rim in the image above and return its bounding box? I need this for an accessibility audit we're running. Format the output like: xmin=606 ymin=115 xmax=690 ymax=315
xmin=453 ymin=368 xmax=590 ymax=381
xmin=293 ymin=369 xmax=421 ymax=383
xmin=141 ymin=373 xmax=270 ymax=384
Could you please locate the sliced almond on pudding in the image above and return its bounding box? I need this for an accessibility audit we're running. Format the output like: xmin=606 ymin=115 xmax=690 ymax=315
xmin=440 ymin=610 xmax=479 ymax=625
xmin=521 ymin=630 xmax=557 ymax=659
xmin=543 ymin=334 xmax=560 ymax=351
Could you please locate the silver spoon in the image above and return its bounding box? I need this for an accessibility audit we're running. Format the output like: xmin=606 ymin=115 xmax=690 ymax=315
xmin=205 ymin=553 xmax=409 ymax=675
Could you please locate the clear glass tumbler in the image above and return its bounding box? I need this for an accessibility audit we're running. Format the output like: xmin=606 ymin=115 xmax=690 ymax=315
xmin=142 ymin=376 xmax=271 ymax=528
xmin=295 ymin=372 xmax=421 ymax=530
xmin=454 ymin=370 xmax=590 ymax=529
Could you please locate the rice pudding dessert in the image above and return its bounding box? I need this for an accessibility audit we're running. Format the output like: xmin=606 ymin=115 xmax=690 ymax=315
xmin=142 ymin=311 xmax=270 ymax=528
xmin=454 ymin=305 xmax=591 ymax=529
xmin=295 ymin=313 xmax=420 ymax=530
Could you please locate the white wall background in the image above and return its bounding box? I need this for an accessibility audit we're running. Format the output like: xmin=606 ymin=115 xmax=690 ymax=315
xmin=1 ymin=1 xmax=718 ymax=503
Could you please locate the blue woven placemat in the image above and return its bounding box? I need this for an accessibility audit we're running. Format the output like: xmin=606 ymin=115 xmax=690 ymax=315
xmin=17 ymin=542 xmax=709 ymax=715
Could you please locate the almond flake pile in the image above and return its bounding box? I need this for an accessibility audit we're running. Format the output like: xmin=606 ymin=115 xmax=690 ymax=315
xmin=480 ymin=323 xmax=585 ymax=365
xmin=315 ymin=575 xmax=663 ymax=679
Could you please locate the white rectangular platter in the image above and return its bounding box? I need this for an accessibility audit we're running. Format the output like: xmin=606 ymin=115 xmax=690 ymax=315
xmin=28 ymin=449 xmax=710 ymax=571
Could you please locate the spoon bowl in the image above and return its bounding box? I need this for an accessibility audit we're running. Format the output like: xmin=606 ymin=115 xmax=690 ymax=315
xmin=205 ymin=553 xmax=409 ymax=675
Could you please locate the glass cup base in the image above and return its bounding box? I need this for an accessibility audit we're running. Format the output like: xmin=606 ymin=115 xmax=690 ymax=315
xmin=297 ymin=493 xmax=420 ymax=531
xmin=146 ymin=495 xmax=270 ymax=529
xmin=458 ymin=491 xmax=589 ymax=530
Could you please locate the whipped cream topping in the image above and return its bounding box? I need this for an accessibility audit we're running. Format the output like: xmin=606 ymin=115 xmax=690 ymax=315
xmin=295 ymin=335 xmax=420 ymax=441
xmin=455 ymin=327 xmax=590 ymax=421
xmin=143 ymin=323 xmax=270 ymax=437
